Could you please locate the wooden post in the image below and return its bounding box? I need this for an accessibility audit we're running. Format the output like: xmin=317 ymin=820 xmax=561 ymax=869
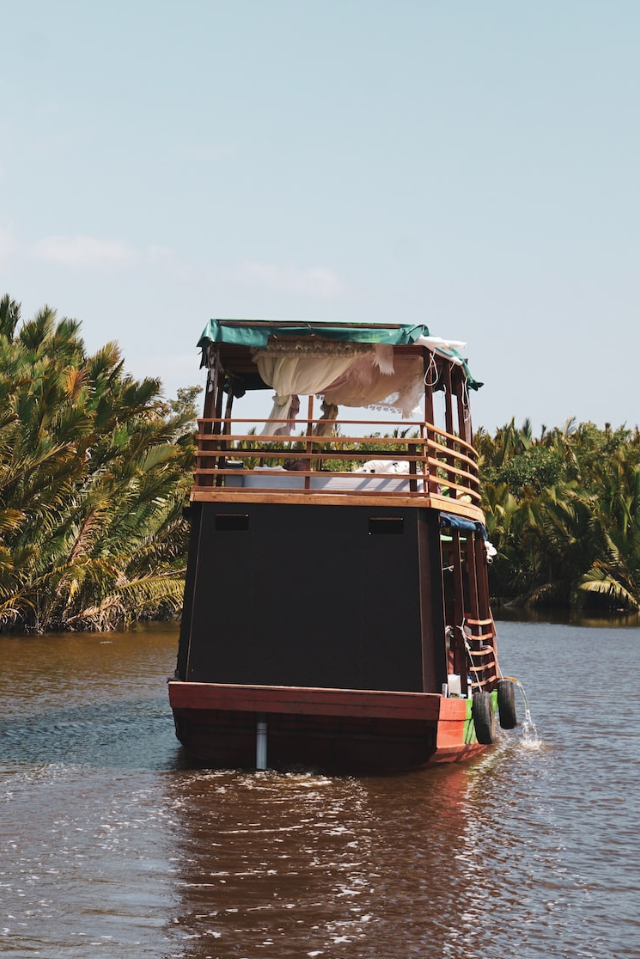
xmin=419 ymin=511 xmax=447 ymax=692
xmin=223 ymin=383 xmax=235 ymax=434
xmin=423 ymin=349 xmax=435 ymax=424
xmin=214 ymin=364 xmax=225 ymax=425
xmin=213 ymin=351 xmax=226 ymax=486
xmin=197 ymin=348 xmax=219 ymax=489
xmin=474 ymin=532 xmax=490 ymax=622
xmin=442 ymin=362 xmax=455 ymax=496
xmin=423 ymin=349 xmax=435 ymax=495
xmin=453 ymin=368 xmax=470 ymax=496
xmin=443 ymin=362 xmax=454 ymax=437
xmin=465 ymin=534 xmax=479 ymax=622
xmin=303 ymin=394 xmax=314 ymax=490
xmin=451 ymin=530 xmax=466 ymax=684
xmin=408 ymin=442 xmax=417 ymax=493
xmin=453 ymin=367 xmax=472 ymax=446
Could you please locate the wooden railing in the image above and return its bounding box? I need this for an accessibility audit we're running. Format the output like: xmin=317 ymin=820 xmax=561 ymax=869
xmin=191 ymin=416 xmax=481 ymax=506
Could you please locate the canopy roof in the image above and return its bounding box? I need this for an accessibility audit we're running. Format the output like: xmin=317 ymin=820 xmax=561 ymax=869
xmin=198 ymin=319 xmax=432 ymax=350
xmin=197 ymin=319 xmax=482 ymax=393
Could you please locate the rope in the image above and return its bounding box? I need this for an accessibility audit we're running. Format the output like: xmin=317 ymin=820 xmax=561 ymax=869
xmin=423 ymin=351 xmax=439 ymax=387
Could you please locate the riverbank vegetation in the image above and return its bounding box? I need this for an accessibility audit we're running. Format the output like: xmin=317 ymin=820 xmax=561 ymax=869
xmin=3 ymin=293 xmax=639 ymax=630
xmin=0 ymin=295 xmax=199 ymax=632
xmin=478 ymin=418 xmax=640 ymax=610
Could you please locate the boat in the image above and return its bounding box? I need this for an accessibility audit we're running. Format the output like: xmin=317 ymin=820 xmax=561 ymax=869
xmin=168 ymin=319 xmax=518 ymax=772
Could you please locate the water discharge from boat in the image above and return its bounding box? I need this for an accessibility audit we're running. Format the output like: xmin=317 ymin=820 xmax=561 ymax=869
xmin=516 ymin=680 xmax=540 ymax=749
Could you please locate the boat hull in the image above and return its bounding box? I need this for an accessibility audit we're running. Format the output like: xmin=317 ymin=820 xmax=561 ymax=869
xmin=168 ymin=681 xmax=491 ymax=772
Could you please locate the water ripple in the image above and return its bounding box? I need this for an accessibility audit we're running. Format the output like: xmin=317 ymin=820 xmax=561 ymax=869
xmin=1 ymin=623 xmax=640 ymax=957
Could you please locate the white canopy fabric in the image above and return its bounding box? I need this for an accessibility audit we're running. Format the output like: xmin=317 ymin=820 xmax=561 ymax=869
xmin=322 ymin=353 xmax=425 ymax=418
xmin=416 ymin=336 xmax=466 ymax=365
xmin=251 ymin=337 xmax=468 ymax=434
xmin=252 ymin=351 xmax=360 ymax=435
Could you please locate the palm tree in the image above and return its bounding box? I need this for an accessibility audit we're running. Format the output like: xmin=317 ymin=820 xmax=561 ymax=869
xmin=579 ymin=457 xmax=640 ymax=609
xmin=478 ymin=416 xmax=640 ymax=610
xmin=0 ymin=295 xmax=199 ymax=632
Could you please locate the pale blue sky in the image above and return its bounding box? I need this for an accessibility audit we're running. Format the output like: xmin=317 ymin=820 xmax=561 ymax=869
xmin=1 ymin=1 xmax=638 ymax=432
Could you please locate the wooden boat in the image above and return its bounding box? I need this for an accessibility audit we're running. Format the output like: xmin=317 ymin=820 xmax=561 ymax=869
xmin=169 ymin=319 xmax=517 ymax=772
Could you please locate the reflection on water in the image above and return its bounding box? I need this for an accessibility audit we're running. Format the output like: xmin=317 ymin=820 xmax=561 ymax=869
xmin=1 ymin=621 xmax=640 ymax=958
xmin=495 ymin=606 xmax=640 ymax=629
xmin=166 ymin=765 xmax=477 ymax=958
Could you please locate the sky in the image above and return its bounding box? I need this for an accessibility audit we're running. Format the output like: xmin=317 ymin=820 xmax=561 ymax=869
xmin=1 ymin=0 xmax=639 ymax=433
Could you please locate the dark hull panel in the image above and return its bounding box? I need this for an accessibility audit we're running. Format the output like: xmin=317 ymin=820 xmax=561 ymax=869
xmin=176 ymin=502 xmax=446 ymax=694
xmin=174 ymin=712 xmax=439 ymax=773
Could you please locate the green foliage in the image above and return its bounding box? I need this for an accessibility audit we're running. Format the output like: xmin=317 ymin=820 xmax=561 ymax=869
xmin=478 ymin=417 xmax=640 ymax=610
xmin=6 ymin=295 xmax=638 ymax=628
xmin=0 ymin=294 xmax=201 ymax=633
xmin=484 ymin=447 xmax=562 ymax=495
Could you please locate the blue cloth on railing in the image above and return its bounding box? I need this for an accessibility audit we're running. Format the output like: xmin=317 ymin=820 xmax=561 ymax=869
xmin=439 ymin=512 xmax=488 ymax=540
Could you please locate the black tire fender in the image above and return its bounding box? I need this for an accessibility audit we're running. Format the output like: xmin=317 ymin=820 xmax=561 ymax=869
xmin=472 ymin=691 xmax=496 ymax=745
xmin=497 ymin=679 xmax=518 ymax=729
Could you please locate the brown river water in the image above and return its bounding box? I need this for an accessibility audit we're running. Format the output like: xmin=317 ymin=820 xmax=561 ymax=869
xmin=1 ymin=619 xmax=639 ymax=958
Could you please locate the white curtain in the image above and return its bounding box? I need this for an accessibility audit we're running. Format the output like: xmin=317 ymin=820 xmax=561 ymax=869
xmin=253 ymin=352 xmax=359 ymax=435
xmin=323 ymin=354 xmax=425 ymax=418
xmin=252 ymin=343 xmax=425 ymax=433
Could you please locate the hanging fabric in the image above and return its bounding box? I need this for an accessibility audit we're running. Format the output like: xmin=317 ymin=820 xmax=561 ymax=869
xmin=252 ymin=347 xmax=366 ymax=435
xmin=322 ymin=354 xmax=425 ymax=418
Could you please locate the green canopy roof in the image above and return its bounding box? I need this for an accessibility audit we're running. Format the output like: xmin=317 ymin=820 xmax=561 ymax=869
xmin=197 ymin=319 xmax=432 ymax=350
xmin=197 ymin=318 xmax=482 ymax=389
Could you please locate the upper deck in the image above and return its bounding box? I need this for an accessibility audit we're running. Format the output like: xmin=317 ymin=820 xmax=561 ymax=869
xmin=191 ymin=319 xmax=484 ymax=522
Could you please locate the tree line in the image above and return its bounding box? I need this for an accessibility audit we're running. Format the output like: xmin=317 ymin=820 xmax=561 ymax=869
xmin=2 ymin=295 xmax=639 ymax=632
xmin=0 ymin=295 xmax=199 ymax=632
xmin=477 ymin=418 xmax=640 ymax=610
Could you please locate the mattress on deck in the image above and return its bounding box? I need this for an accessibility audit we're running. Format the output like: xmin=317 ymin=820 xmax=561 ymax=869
xmin=225 ymin=466 xmax=419 ymax=492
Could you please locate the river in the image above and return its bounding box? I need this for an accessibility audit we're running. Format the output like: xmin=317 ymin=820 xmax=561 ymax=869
xmin=0 ymin=619 xmax=639 ymax=958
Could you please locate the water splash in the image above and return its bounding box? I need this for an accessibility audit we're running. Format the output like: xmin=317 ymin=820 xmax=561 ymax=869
xmin=516 ymin=680 xmax=540 ymax=748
